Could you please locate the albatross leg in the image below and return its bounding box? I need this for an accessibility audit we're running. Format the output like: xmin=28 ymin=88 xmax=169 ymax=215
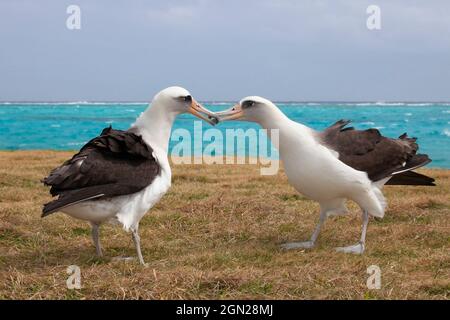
xmin=281 ymin=210 xmax=326 ymax=250
xmin=91 ymin=223 xmax=103 ymax=257
xmin=335 ymin=210 xmax=369 ymax=254
xmin=131 ymin=227 xmax=147 ymax=266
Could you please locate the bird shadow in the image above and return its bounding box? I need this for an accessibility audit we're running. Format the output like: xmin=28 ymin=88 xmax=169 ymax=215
xmin=2 ymin=243 xmax=141 ymax=272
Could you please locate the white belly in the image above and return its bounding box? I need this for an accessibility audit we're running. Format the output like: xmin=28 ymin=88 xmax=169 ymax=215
xmin=280 ymin=137 xmax=370 ymax=202
xmin=62 ymin=170 xmax=171 ymax=230
xmin=280 ymin=142 xmax=385 ymax=217
xmin=267 ymin=120 xmax=385 ymax=217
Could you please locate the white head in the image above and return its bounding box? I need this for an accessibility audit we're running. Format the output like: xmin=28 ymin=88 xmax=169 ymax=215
xmin=151 ymin=86 xmax=218 ymax=125
xmin=215 ymin=96 xmax=282 ymax=124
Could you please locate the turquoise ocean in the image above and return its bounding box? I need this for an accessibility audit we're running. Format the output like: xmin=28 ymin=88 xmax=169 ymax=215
xmin=0 ymin=102 xmax=449 ymax=168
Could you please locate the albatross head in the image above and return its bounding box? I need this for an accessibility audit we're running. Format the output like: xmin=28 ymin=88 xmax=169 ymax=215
xmin=153 ymin=86 xmax=218 ymax=125
xmin=215 ymin=96 xmax=278 ymax=123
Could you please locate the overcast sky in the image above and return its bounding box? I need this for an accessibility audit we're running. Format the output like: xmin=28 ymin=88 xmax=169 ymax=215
xmin=0 ymin=0 xmax=449 ymax=101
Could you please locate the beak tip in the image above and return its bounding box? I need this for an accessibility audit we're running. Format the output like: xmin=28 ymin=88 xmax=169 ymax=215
xmin=210 ymin=117 xmax=219 ymax=125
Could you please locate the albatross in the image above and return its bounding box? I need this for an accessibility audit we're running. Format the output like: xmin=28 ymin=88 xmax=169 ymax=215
xmin=216 ymin=97 xmax=435 ymax=254
xmin=42 ymin=86 xmax=218 ymax=265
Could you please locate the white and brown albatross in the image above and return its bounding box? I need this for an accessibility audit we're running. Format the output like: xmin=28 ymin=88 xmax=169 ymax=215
xmin=216 ymin=97 xmax=435 ymax=254
xmin=42 ymin=87 xmax=217 ymax=265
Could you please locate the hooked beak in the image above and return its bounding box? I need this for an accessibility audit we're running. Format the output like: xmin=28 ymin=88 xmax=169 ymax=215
xmin=189 ymin=99 xmax=219 ymax=125
xmin=214 ymin=103 xmax=244 ymax=122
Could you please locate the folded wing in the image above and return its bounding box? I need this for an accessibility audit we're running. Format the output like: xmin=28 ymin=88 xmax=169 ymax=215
xmin=42 ymin=127 xmax=161 ymax=216
xmin=320 ymin=120 xmax=434 ymax=185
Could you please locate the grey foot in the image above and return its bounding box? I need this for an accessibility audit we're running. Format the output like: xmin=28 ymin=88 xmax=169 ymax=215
xmin=111 ymin=256 xmax=135 ymax=262
xmin=335 ymin=242 xmax=365 ymax=254
xmin=281 ymin=241 xmax=315 ymax=250
xmin=111 ymin=256 xmax=148 ymax=267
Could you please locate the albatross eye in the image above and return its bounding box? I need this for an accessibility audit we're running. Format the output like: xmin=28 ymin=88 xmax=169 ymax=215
xmin=184 ymin=95 xmax=192 ymax=102
xmin=243 ymin=101 xmax=255 ymax=108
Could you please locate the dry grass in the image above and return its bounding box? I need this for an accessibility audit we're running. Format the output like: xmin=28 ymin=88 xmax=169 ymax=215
xmin=0 ymin=151 xmax=449 ymax=300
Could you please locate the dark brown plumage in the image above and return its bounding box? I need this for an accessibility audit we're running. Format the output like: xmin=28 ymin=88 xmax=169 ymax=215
xmin=42 ymin=127 xmax=160 ymax=216
xmin=320 ymin=120 xmax=435 ymax=185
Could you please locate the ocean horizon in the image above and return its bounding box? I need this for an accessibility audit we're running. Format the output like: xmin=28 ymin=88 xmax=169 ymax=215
xmin=1 ymin=102 xmax=449 ymax=168
xmin=2 ymin=101 xmax=450 ymax=104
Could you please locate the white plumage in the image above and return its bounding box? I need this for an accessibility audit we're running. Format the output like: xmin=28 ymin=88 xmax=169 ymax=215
xmin=216 ymin=96 xmax=433 ymax=254
xmin=43 ymin=86 xmax=217 ymax=265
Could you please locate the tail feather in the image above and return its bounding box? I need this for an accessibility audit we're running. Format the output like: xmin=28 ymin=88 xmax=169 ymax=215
xmin=393 ymin=154 xmax=431 ymax=174
xmin=384 ymin=153 xmax=435 ymax=186
xmin=42 ymin=186 xmax=108 ymax=217
xmin=386 ymin=171 xmax=435 ymax=186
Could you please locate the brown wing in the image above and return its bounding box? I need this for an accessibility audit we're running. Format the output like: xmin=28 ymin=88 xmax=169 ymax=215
xmin=320 ymin=120 xmax=432 ymax=182
xmin=42 ymin=127 xmax=161 ymax=216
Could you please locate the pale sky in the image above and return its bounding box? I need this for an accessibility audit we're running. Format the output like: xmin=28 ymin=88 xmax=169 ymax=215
xmin=1 ymin=0 xmax=449 ymax=101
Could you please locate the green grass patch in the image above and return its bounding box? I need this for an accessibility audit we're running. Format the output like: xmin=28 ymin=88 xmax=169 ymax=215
xmin=239 ymin=280 xmax=273 ymax=295
xmin=71 ymin=227 xmax=90 ymax=236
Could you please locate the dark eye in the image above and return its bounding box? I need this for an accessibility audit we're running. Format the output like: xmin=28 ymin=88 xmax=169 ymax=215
xmin=243 ymin=100 xmax=255 ymax=108
xmin=184 ymin=95 xmax=192 ymax=102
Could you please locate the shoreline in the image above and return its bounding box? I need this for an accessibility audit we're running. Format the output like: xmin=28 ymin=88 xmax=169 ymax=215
xmin=1 ymin=150 xmax=448 ymax=170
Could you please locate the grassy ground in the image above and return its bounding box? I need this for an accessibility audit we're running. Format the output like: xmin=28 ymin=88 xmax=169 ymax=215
xmin=0 ymin=151 xmax=448 ymax=300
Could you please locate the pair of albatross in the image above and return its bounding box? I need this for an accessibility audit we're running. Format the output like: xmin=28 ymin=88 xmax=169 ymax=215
xmin=42 ymin=87 xmax=434 ymax=264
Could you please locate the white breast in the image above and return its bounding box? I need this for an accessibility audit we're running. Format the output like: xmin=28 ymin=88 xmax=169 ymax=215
xmin=279 ymin=122 xmax=370 ymax=202
xmin=114 ymin=168 xmax=171 ymax=231
xmin=62 ymin=158 xmax=172 ymax=231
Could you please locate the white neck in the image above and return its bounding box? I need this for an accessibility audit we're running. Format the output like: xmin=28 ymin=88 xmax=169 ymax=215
xmin=257 ymin=105 xmax=314 ymax=151
xmin=258 ymin=106 xmax=291 ymax=130
xmin=130 ymin=101 xmax=177 ymax=157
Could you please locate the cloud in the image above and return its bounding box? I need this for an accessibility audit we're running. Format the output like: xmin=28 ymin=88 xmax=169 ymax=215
xmin=146 ymin=3 xmax=198 ymax=25
xmin=0 ymin=0 xmax=449 ymax=100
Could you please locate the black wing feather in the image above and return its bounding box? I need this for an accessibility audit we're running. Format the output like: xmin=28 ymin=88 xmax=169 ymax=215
xmin=320 ymin=119 xmax=434 ymax=183
xmin=42 ymin=127 xmax=161 ymax=217
xmin=386 ymin=171 xmax=435 ymax=186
